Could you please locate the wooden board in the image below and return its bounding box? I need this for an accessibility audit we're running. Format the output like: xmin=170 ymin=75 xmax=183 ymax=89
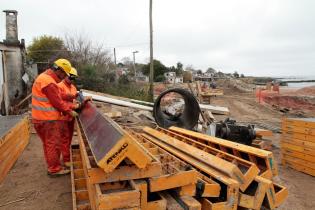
xmin=0 ymin=116 xmax=30 ymax=184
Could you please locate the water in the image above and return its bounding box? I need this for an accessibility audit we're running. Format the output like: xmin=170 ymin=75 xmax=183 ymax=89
xmin=277 ymin=76 xmax=315 ymax=88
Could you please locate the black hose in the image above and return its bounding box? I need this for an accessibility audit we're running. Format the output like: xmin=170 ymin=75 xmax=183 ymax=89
xmin=153 ymin=88 xmax=200 ymax=130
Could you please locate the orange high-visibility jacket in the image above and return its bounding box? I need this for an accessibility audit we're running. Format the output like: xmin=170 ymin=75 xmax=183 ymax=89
xmin=32 ymin=70 xmax=61 ymax=120
xmin=57 ymin=80 xmax=77 ymax=121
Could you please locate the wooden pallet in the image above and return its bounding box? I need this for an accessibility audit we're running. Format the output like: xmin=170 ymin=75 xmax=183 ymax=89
xmin=169 ymin=126 xmax=278 ymax=179
xmin=0 ymin=116 xmax=30 ymax=184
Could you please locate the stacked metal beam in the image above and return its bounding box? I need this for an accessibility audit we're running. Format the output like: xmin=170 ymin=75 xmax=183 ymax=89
xmin=281 ymin=118 xmax=315 ymax=176
xmin=142 ymin=126 xmax=288 ymax=210
xmin=72 ymin=103 xmax=214 ymax=210
xmin=71 ymin=103 xmax=288 ymax=209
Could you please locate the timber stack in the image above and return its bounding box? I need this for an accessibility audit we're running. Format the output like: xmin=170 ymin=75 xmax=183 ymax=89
xmin=281 ymin=118 xmax=315 ymax=176
xmin=0 ymin=115 xmax=30 ymax=184
xmin=71 ymin=102 xmax=288 ymax=210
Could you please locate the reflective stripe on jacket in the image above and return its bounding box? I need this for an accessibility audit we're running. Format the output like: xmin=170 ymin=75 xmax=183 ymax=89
xmin=31 ymin=70 xmax=61 ymax=120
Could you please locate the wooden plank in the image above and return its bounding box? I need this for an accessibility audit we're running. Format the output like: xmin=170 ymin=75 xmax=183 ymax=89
xmin=281 ymin=148 xmax=315 ymax=163
xmin=178 ymin=196 xmax=201 ymax=210
xmin=0 ymin=117 xmax=30 ymax=183
xmin=282 ymin=118 xmax=315 ymax=129
xmin=280 ymin=141 xmax=315 ymax=156
xmin=281 ymin=137 xmax=315 ymax=150
xmin=282 ymin=154 xmax=315 ymax=170
xmin=282 ymin=133 xmax=315 ymax=143
xmin=283 ymin=159 xmax=315 ymax=176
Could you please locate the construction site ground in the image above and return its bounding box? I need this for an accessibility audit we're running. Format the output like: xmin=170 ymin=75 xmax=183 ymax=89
xmin=0 ymin=86 xmax=315 ymax=210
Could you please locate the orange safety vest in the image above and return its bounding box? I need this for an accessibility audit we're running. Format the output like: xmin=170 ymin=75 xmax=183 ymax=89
xmin=32 ymin=70 xmax=61 ymax=121
xmin=57 ymin=80 xmax=77 ymax=121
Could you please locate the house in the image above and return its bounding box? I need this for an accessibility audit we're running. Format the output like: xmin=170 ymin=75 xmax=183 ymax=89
xmin=0 ymin=10 xmax=32 ymax=115
xmin=164 ymin=72 xmax=183 ymax=84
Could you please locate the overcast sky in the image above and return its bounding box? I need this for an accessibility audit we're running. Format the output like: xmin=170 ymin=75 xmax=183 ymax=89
xmin=1 ymin=0 xmax=315 ymax=76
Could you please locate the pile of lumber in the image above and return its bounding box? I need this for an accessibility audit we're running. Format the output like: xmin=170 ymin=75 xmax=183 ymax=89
xmin=71 ymin=103 xmax=288 ymax=210
xmin=0 ymin=115 xmax=30 ymax=183
xmin=281 ymin=118 xmax=315 ymax=176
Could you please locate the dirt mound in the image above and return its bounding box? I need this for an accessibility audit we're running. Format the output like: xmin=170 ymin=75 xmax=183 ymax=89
xmin=295 ymin=86 xmax=315 ymax=96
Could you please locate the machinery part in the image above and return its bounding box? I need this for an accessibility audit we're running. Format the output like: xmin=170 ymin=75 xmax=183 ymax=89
xmin=78 ymin=102 xmax=153 ymax=173
xmin=169 ymin=126 xmax=278 ymax=179
xmin=153 ymin=88 xmax=200 ymax=130
xmin=215 ymin=118 xmax=256 ymax=145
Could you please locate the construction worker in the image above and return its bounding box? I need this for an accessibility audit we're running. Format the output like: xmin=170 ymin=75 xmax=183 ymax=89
xmin=58 ymin=67 xmax=79 ymax=167
xmin=32 ymin=58 xmax=79 ymax=177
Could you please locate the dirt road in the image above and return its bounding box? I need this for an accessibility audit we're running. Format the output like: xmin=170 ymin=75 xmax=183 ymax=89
xmin=0 ymin=86 xmax=314 ymax=210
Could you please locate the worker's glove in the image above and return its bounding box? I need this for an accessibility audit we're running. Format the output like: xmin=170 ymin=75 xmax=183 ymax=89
xmin=84 ymin=96 xmax=92 ymax=103
xmin=73 ymin=102 xmax=81 ymax=110
xmin=69 ymin=110 xmax=79 ymax=118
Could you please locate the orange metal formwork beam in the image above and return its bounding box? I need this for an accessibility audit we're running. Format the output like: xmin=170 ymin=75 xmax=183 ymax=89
xmin=140 ymin=132 xmax=239 ymax=210
xmin=169 ymin=126 xmax=278 ymax=179
xmin=143 ymin=127 xmax=256 ymax=192
xmin=127 ymin=128 xmax=219 ymax=197
xmin=71 ymin=144 xmax=91 ymax=210
xmin=78 ymin=102 xmax=153 ymax=173
xmin=75 ymin=120 xmax=162 ymax=184
xmin=154 ymin=126 xmax=260 ymax=192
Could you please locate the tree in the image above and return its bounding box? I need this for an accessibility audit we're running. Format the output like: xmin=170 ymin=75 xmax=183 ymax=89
xmin=63 ymin=33 xmax=115 ymax=79
xmin=206 ymin=67 xmax=216 ymax=74
xmin=233 ymin=71 xmax=239 ymax=78
xmin=27 ymin=35 xmax=67 ymax=70
xmin=142 ymin=59 xmax=168 ymax=81
xmin=240 ymin=74 xmax=245 ymax=78
xmin=176 ymin=62 xmax=183 ymax=76
xmin=197 ymin=69 xmax=202 ymax=74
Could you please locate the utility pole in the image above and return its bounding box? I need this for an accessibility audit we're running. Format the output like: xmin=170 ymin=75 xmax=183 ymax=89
xmin=132 ymin=51 xmax=139 ymax=78
xmin=149 ymin=0 xmax=154 ymax=101
xmin=113 ymin=48 xmax=117 ymax=65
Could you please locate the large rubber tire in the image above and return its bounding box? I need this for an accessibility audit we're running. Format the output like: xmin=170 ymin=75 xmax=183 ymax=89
xmin=153 ymin=88 xmax=200 ymax=130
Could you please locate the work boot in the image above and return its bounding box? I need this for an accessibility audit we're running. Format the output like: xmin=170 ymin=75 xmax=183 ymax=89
xmin=64 ymin=162 xmax=72 ymax=168
xmin=47 ymin=168 xmax=70 ymax=178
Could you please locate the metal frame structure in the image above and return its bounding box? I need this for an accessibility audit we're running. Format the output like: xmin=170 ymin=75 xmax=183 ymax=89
xmin=169 ymin=126 xmax=278 ymax=178
xmin=153 ymin=126 xmax=260 ymax=192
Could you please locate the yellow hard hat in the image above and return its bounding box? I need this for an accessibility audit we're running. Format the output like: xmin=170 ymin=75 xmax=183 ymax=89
xmin=70 ymin=67 xmax=78 ymax=77
xmin=54 ymin=59 xmax=72 ymax=76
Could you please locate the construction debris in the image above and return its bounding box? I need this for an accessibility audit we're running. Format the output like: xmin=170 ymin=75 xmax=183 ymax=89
xmin=281 ymin=118 xmax=315 ymax=176
xmin=0 ymin=115 xmax=30 ymax=183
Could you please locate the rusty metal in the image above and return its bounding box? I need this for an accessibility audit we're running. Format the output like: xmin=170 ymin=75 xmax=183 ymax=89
xmin=169 ymin=126 xmax=278 ymax=179
xmin=154 ymin=126 xmax=260 ymax=192
xmin=78 ymin=102 xmax=153 ymax=173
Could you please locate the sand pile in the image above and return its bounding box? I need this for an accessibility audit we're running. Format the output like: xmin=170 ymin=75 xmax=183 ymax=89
xmin=295 ymin=86 xmax=315 ymax=96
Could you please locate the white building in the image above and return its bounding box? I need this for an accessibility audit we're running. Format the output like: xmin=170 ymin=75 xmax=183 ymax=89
xmin=164 ymin=72 xmax=183 ymax=84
